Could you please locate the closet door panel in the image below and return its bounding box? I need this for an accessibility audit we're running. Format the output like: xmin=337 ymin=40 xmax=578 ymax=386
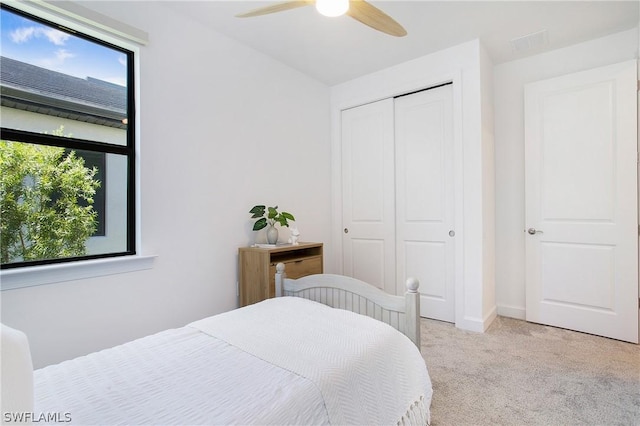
xmin=395 ymin=85 xmax=455 ymax=322
xmin=341 ymin=99 xmax=396 ymax=294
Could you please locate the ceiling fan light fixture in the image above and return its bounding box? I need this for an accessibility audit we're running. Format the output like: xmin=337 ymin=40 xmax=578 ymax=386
xmin=236 ymin=0 xmax=406 ymax=37
xmin=315 ymin=0 xmax=349 ymax=17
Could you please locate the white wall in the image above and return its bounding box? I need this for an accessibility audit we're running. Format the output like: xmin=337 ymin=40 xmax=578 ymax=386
xmin=0 ymin=1 xmax=332 ymax=368
xmin=480 ymin=43 xmax=496 ymax=320
xmin=494 ymin=28 xmax=639 ymax=319
xmin=0 ymin=107 xmax=125 ymax=145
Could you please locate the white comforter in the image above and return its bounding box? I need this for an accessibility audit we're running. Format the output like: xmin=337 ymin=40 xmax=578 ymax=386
xmin=35 ymin=297 xmax=431 ymax=425
xmin=191 ymin=297 xmax=431 ymax=425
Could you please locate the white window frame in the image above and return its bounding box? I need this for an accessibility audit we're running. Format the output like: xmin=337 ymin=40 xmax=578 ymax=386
xmin=0 ymin=0 xmax=154 ymax=290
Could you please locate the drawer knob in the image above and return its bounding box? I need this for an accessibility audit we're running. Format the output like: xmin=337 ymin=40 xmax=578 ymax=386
xmin=344 ymin=228 xmax=349 ymax=234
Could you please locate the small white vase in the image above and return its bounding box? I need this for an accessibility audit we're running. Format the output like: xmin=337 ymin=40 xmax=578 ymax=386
xmin=266 ymin=225 xmax=278 ymax=244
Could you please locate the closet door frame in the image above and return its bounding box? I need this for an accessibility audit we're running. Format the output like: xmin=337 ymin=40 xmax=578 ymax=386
xmin=331 ymin=42 xmax=494 ymax=333
xmin=332 ymin=73 xmax=467 ymax=328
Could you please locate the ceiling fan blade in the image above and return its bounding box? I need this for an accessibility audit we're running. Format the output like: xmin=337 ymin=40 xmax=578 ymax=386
xmin=347 ymin=0 xmax=407 ymax=37
xmin=235 ymin=1 xmax=314 ymax=18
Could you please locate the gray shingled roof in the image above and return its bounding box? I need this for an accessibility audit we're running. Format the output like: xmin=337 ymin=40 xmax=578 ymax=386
xmin=1 ymin=56 xmax=127 ymax=129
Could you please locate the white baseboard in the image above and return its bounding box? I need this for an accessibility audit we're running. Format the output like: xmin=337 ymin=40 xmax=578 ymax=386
xmin=456 ymin=306 xmax=498 ymax=332
xmin=483 ymin=306 xmax=498 ymax=329
xmin=496 ymin=304 xmax=526 ymax=320
xmin=456 ymin=305 xmax=530 ymax=330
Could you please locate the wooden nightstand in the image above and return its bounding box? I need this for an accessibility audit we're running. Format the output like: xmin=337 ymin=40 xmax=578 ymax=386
xmin=238 ymin=242 xmax=323 ymax=306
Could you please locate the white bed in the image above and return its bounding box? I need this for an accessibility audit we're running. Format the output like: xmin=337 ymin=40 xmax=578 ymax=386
xmin=1 ymin=264 xmax=432 ymax=425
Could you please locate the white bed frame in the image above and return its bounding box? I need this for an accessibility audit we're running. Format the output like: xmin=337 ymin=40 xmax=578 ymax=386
xmin=275 ymin=263 xmax=421 ymax=349
xmin=0 ymin=269 xmax=423 ymax=422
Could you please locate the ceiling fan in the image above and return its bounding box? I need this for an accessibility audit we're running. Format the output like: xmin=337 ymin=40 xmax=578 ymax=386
xmin=235 ymin=0 xmax=407 ymax=37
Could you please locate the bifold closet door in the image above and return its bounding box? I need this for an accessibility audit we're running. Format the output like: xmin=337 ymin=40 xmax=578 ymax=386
xmin=395 ymin=84 xmax=455 ymax=322
xmin=341 ymin=98 xmax=396 ymax=295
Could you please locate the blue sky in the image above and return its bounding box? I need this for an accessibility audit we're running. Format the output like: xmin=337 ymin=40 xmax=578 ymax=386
xmin=1 ymin=8 xmax=127 ymax=87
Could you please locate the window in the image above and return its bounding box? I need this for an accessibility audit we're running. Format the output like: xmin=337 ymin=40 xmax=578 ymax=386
xmin=0 ymin=4 xmax=135 ymax=269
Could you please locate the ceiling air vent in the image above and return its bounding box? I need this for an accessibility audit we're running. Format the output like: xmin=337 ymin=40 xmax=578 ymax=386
xmin=510 ymin=29 xmax=549 ymax=52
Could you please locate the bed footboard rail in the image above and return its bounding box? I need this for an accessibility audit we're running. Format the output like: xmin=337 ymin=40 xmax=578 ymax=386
xmin=275 ymin=263 xmax=421 ymax=349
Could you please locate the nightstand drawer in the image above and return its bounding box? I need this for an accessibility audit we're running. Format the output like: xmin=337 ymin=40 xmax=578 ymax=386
xmin=276 ymin=256 xmax=322 ymax=278
xmin=268 ymin=256 xmax=322 ymax=298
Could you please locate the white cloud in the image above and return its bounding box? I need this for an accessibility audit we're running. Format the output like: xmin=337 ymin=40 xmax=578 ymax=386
xmin=55 ymin=49 xmax=75 ymax=61
xmin=118 ymin=55 xmax=127 ymax=67
xmin=9 ymin=26 xmax=69 ymax=46
xmin=39 ymin=49 xmax=76 ymax=72
xmin=10 ymin=27 xmax=36 ymax=43
xmin=44 ymin=28 xmax=70 ymax=46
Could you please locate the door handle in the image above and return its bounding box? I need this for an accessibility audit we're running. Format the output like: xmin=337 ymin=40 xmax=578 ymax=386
xmin=526 ymin=228 xmax=543 ymax=235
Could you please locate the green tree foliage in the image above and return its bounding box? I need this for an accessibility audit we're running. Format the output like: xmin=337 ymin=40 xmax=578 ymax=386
xmin=0 ymin=128 xmax=101 ymax=264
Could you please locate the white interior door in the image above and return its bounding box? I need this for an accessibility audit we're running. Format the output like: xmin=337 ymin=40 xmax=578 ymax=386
xmin=341 ymin=99 xmax=396 ymax=294
xmin=395 ymin=84 xmax=455 ymax=322
xmin=524 ymin=60 xmax=638 ymax=343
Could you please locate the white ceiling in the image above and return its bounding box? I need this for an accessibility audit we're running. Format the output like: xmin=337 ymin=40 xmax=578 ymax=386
xmin=165 ymin=1 xmax=639 ymax=85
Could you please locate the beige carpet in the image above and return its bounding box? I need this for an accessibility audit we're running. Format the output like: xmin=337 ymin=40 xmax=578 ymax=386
xmin=420 ymin=316 xmax=640 ymax=426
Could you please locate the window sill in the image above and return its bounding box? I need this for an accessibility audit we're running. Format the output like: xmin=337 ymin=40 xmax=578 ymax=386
xmin=0 ymin=255 xmax=156 ymax=291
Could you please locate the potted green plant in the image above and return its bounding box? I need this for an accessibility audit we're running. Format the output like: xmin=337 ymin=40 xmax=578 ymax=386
xmin=249 ymin=205 xmax=295 ymax=244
